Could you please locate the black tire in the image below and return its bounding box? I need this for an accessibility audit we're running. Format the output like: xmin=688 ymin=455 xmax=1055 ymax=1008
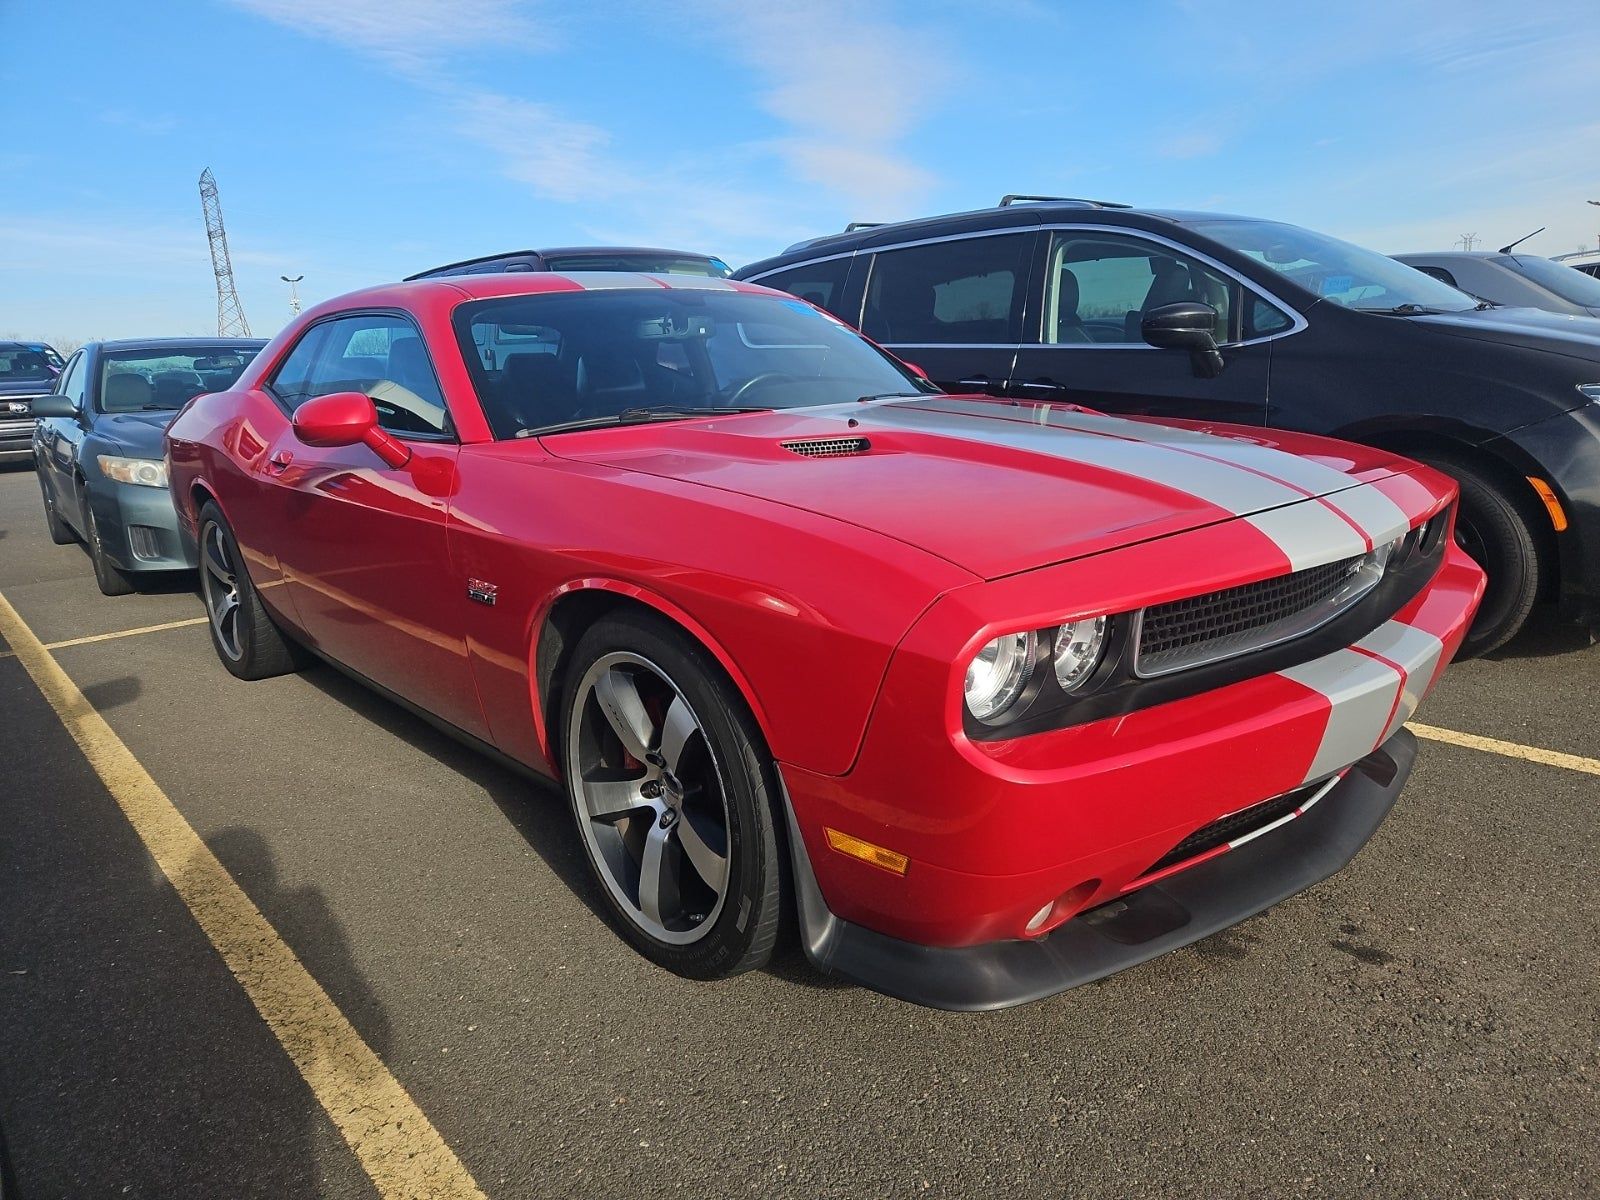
xmin=38 ymin=466 xmax=76 ymax=544
xmin=196 ymin=500 xmax=304 ymax=680
xmin=81 ymin=490 xmax=137 ymax=596
xmin=559 ymin=609 xmax=785 ymax=981
xmin=1417 ymin=454 xmax=1544 ymax=657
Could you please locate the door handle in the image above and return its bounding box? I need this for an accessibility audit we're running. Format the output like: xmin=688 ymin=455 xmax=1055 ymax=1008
xmin=957 ymin=378 xmax=994 ymax=390
xmin=267 ymin=450 xmax=293 ymax=475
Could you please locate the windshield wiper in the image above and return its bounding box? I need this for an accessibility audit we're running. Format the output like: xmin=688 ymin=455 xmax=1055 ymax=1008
xmin=515 ymin=405 xmax=771 ymax=438
xmin=855 ymin=392 xmax=927 ymax=403
xmin=1352 ymin=303 xmax=1443 ymax=316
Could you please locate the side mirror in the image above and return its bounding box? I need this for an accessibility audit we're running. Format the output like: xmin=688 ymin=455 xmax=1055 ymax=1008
xmin=30 ymin=394 xmax=79 ymax=418
xmin=291 ymin=391 xmax=411 ymax=468
xmin=1140 ymin=302 xmax=1225 ymax=378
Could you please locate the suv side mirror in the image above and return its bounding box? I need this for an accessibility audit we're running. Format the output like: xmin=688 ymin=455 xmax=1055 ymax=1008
xmin=1141 ymin=302 xmax=1225 ymax=378
xmin=292 ymin=391 xmax=411 ymax=468
xmin=31 ymin=394 xmax=80 ymax=419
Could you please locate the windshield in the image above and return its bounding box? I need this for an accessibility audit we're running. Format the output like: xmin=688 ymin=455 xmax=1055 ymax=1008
xmin=1191 ymin=219 xmax=1478 ymax=313
xmin=455 ymin=289 xmax=932 ymax=438
xmin=542 ymin=254 xmax=733 ymax=278
xmin=98 ymin=346 xmax=261 ymax=412
xmin=0 ymin=345 xmax=56 ymax=383
xmin=1503 ymin=254 xmax=1600 ymax=306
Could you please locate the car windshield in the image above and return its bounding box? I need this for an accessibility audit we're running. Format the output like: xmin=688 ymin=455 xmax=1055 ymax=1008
xmin=542 ymin=255 xmax=733 ymax=278
xmin=1503 ymin=254 xmax=1600 ymax=306
xmin=98 ymin=346 xmax=261 ymax=412
xmin=1191 ymin=219 xmax=1478 ymax=313
xmin=0 ymin=345 xmax=56 ymax=382
xmin=455 ymin=288 xmax=933 ymax=439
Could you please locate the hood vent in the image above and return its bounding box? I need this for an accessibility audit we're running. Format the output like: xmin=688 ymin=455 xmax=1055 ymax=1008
xmin=781 ymin=436 xmax=871 ymax=458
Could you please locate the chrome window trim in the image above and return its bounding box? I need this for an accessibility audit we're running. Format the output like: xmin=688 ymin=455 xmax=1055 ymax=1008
xmin=748 ymin=221 xmax=1307 ymax=350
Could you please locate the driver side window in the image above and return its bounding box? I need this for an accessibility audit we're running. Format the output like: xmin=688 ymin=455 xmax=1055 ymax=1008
xmin=277 ymin=314 xmax=452 ymax=438
xmin=1045 ymin=233 xmax=1238 ymax=345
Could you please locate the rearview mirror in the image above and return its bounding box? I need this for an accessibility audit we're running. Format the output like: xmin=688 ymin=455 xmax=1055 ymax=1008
xmin=291 ymin=391 xmax=411 ymax=468
xmin=30 ymin=394 xmax=79 ymax=418
xmin=1141 ymin=302 xmax=1225 ymax=379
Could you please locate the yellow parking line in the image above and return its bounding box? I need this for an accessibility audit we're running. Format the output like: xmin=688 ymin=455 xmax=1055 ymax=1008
xmin=0 ymin=615 xmax=210 ymax=659
xmin=0 ymin=589 xmax=486 ymax=1200
xmin=1408 ymin=721 xmax=1600 ymax=777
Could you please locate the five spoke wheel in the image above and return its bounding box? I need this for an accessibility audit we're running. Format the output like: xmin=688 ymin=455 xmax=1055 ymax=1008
xmin=567 ymin=652 xmax=732 ymax=945
xmin=200 ymin=519 xmax=244 ymax=662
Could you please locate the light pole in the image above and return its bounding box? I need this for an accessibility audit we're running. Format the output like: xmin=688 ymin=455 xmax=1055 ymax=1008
xmin=281 ymin=274 xmax=304 ymax=316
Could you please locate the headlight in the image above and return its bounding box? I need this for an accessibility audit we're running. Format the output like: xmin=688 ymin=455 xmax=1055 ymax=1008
xmin=1052 ymin=616 xmax=1108 ymax=692
xmin=97 ymin=455 xmax=169 ymax=488
xmin=1578 ymin=384 xmax=1600 ymax=405
xmin=964 ymin=631 xmax=1035 ymax=724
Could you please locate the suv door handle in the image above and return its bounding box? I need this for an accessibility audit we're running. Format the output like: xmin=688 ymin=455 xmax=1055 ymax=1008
xmin=957 ymin=377 xmax=993 ymax=390
xmin=1017 ymin=380 xmax=1066 ymax=393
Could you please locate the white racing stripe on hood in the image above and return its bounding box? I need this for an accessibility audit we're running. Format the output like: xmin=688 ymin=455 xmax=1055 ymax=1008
xmin=1246 ymin=502 xmax=1371 ymax=571
xmin=858 ymin=403 xmax=1306 ymax=516
xmin=1278 ymin=649 xmax=1403 ymax=784
xmin=1322 ymin=483 xmax=1411 ymax=549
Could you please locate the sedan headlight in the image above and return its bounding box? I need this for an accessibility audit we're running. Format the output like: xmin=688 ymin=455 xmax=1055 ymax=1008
xmin=97 ymin=455 xmax=169 ymax=488
xmin=1053 ymin=616 xmax=1108 ymax=692
xmin=1579 ymin=384 xmax=1600 ymax=405
xmin=964 ymin=631 xmax=1036 ymax=724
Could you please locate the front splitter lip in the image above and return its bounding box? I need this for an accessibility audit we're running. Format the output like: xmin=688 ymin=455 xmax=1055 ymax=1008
xmin=783 ymin=729 xmax=1417 ymax=1012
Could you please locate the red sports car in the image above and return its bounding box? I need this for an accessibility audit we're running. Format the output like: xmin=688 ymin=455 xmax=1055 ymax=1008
xmin=165 ymin=273 xmax=1484 ymax=1010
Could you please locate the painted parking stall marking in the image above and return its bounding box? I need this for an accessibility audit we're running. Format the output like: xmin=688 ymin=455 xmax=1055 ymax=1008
xmin=0 ymin=588 xmax=487 ymax=1200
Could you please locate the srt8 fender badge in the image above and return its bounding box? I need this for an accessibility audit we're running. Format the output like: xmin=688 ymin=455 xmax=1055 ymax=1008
xmin=466 ymin=578 xmax=499 ymax=606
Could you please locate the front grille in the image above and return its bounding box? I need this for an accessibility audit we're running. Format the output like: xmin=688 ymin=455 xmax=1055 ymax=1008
xmin=1135 ymin=552 xmax=1377 ymax=677
xmin=780 ymin=436 xmax=871 ymax=458
xmin=1146 ymin=781 xmax=1322 ymax=875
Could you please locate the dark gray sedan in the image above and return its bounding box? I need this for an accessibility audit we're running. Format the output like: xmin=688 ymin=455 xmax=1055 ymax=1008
xmin=32 ymin=338 xmax=264 ymax=595
xmin=1393 ymin=249 xmax=1600 ymax=318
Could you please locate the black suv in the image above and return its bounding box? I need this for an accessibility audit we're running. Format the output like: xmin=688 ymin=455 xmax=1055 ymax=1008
xmin=0 ymin=341 xmax=61 ymax=464
xmin=737 ymin=197 xmax=1600 ymax=654
xmin=406 ymin=246 xmax=732 ymax=281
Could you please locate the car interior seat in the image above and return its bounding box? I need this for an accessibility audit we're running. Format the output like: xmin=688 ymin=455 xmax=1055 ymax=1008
xmin=1127 ymin=257 xmax=1195 ymax=341
xmin=575 ymin=347 xmax=649 ymax=415
xmin=499 ymin=352 xmax=577 ymax=431
xmin=1054 ymin=267 xmax=1094 ymax=344
xmin=103 ymin=372 xmax=154 ymax=411
xmin=152 ymin=370 xmax=204 ymax=408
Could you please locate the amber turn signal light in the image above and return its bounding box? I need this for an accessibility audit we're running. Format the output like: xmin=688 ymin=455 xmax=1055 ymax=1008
xmin=824 ymin=827 xmax=910 ymax=875
xmin=1526 ymin=477 xmax=1569 ymax=532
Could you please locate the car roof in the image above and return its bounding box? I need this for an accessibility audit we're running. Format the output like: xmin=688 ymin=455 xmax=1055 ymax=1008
xmin=301 ymin=272 xmax=781 ymax=315
xmin=1393 ymin=251 xmax=1512 ymax=261
xmin=92 ymin=337 xmax=269 ymax=352
xmin=405 ymin=246 xmax=725 ymax=280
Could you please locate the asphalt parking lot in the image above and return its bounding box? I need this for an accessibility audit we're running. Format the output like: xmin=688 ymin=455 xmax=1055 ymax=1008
xmin=0 ymin=465 xmax=1596 ymax=1200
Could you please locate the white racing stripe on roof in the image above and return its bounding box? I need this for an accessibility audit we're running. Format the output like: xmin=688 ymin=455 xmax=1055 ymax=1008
xmin=553 ymin=272 xmax=668 ymax=290
xmin=861 ymin=403 xmax=1305 ymax=516
xmin=1278 ymin=648 xmax=1403 ymax=784
xmin=640 ymin=275 xmax=738 ymax=290
xmin=1356 ymin=621 xmax=1446 ymax=742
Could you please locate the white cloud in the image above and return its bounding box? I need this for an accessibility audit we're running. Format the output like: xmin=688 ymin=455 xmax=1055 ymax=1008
xmin=224 ymin=0 xmax=537 ymax=72
xmin=451 ymin=91 xmax=622 ymax=204
xmin=1158 ymin=132 xmax=1224 ymax=161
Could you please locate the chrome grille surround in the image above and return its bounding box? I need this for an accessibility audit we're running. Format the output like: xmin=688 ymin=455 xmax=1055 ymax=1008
xmin=1133 ymin=542 xmax=1393 ymax=678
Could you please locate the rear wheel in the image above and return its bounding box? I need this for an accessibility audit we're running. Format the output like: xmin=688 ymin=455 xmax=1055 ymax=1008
xmin=1418 ymin=454 xmax=1545 ymax=657
xmin=38 ymin=467 xmax=76 ymax=545
xmin=560 ymin=610 xmax=784 ymax=980
xmin=82 ymin=491 xmax=136 ymax=596
xmin=197 ymin=501 xmax=304 ymax=680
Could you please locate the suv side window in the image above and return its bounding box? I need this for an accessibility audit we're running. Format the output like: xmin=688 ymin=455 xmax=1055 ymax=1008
xmin=298 ymin=314 xmax=452 ymax=438
xmin=861 ymin=233 xmax=1030 ymax=345
xmin=1045 ymin=232 xmax=1239 ymax=345
xmin=761 ymin=258 xmax=854 ymax=320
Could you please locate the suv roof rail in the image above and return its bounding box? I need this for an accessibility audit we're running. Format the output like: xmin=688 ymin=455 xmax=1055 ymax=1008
xmin=998 ymin=194 xmax=1132 ymax=209
xmin=843 ymin=221 xmax=882 ymax=232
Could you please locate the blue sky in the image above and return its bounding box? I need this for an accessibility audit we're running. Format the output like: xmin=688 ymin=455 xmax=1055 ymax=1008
xmin=2 ymin=0 xmax=1598 ymax=341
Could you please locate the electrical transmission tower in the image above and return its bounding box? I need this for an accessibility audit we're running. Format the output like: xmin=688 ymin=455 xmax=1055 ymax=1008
xmin=198 ymin=168 xmax=251 ymax=336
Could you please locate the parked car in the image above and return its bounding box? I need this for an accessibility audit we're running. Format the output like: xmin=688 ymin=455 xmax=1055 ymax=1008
xmin=24 ymin=340 xmax=67 ymax=371
xmin=0 ymin=342 xmax=62 ymax=464
xmin=1394 ymin=250 xmax=1600 ymax=317
xmin=405 ymin=246 xmax=732 ymax=281
xmin=164 ymin=272 xmax=1481 ymax=1010
xmin=737 ymin=197 xmax=1600 ymax=655
xmin=1553 ymin=249 xmax=1600 ymax=280
xmin=32 ymin=338 xmax=265 ymax=594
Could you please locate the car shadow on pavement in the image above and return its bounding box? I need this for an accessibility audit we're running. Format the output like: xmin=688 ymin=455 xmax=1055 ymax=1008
xmin=1484 ymin=605 xmax=1598 ymax=660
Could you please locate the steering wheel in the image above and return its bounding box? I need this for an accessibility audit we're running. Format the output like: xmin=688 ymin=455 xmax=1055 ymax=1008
xmin=724 ymin=372 xmax=792 ymax=407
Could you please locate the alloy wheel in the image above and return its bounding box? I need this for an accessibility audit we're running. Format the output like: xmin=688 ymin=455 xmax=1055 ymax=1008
xmin=566 ymin=651 xmax=732 ymax=945
xmin=200 ymin=521 xmax=244 ymax=662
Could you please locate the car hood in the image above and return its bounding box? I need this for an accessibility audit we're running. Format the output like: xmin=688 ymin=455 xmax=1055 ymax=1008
xmin=1412 ymin=306 xmax=1600 ymax=361
xmin=93 ymin=409 xmax=180 ymax=454
xmin=541 ymin=397 xmax=1414 ymax=580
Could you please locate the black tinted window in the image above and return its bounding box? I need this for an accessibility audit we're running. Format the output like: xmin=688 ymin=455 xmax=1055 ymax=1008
xmin=761 ymin=258 xmax=854 ymax=320
xmin=0 ymin=346 xmax=54 ymax=382
xmin=861 ymin=234 xmax=1031 ymax=345
xmin=297 ymin=314 xmax=451 ymax=437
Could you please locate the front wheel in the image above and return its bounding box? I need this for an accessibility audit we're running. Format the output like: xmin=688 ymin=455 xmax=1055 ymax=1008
xmin=82 ymin=494 xmax=136 ymax=596
xmin=560 ymin=610 xmax=785 ymax=980
xmin=1418 ymin=455 xmax=1545 ymax=657
xmin=197 ymin=501 xmax=304 ymax=680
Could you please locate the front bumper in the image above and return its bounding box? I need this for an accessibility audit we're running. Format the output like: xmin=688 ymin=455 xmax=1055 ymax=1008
xmin=787 ymin=731 xmax=1414 ymax=1011
xmin=1494 ymin=402 xmax=1600 ymax=624
xmin=85 ymin=479 xmax=197 ymax=572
